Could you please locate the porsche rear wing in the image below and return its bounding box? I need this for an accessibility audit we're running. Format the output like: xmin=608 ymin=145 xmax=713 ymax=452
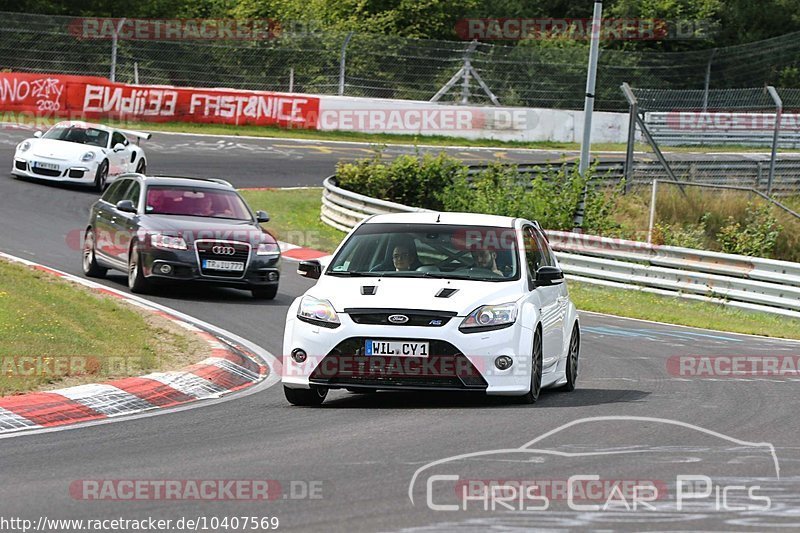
xmin=119 ymin=128 xmax=152 ymax=145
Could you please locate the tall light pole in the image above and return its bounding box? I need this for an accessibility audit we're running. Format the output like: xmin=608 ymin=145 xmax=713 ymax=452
xmin=574 ymin=0 xmax=603 ymax=229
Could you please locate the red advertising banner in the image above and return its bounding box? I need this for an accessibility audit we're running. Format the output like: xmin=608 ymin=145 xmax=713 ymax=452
xmin=0 ymin=72 xmax=320 ymax=129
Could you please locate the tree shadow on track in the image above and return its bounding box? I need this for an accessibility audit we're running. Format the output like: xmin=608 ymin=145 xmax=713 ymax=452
xmin=101 ymin=273 xmax=290 ymax=307
xmin=10 ymin=175 xmax=104 ymax=195
xmin=320 ymin=388 xmax=650 ymax=410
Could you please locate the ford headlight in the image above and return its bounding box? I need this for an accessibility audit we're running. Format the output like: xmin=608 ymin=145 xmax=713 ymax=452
xmin=297 ymin=295 xmax=340 ymax=328
xmin=150 ymin=233 xmax=187 ymax=251
xmin=460 ymin=302 xmax=517 ymax=332
xmin=17 ymin=141 xmax=31 ymax=153
xmin=81 ymin=151 xmax=96 ymax=162
xmin=256 ymin=242 xmax=280 ymax=256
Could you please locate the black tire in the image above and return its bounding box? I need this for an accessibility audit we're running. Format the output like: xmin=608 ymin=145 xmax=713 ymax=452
xmin=251 ymin=285 xmax=278 ymax=300
xmin=284 ymin=385 xmax=327 ymax=406
xmin=127 ymin=241 xmax=150 ymax=293
xmin=136 ymin=159 xmax=146 ymax=174
xmin=561 ymin=325 xmax=580 ymax=392
xmin=82 ymin=228 xmax=107 ymax=278
xmin=516 ymin=327 xmax=543 ymax=404
xmin=94 ymin=160 xmax=109 ymax=192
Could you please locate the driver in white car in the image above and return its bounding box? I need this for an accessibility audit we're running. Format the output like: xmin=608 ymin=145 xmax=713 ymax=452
xmin=471 ymin=248 xmax=503 ymax=276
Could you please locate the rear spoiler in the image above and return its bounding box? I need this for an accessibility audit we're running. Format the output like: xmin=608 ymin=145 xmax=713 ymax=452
xmin=119 ymin=128 xmax=152 ymax=144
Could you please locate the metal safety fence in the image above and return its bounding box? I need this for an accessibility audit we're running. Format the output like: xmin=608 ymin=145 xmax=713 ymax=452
xmin=319 ymin=176 xmax=800 ymax=318
xmin=3 ymin=11 xmax=800 ymax=111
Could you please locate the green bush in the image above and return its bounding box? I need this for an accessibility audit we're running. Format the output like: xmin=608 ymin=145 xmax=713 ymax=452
xmin=336 ymin=151 xmax=622 ymax=233
xmin=652 ymin=214 xmax=710 ymax=249
xmin=717 ymin=203 xmax=783 ymax=257
xmin=335 ymin=151 xmax=467 ymax=211
xmin=440 ymin=162 xmax=622 ymax=232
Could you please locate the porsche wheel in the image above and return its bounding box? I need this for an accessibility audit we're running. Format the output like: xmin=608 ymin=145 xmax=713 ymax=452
xmin=94 ymin=160 xmax=109 ymax=192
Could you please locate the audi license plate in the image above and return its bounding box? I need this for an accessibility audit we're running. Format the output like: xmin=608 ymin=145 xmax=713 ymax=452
xmin=33 ymin=161 xmax=59 ymax=171
xmin=202 ymin=259 xmax=244 ymax=272
xmin=365 ymin=340 xmax=429 ymax=357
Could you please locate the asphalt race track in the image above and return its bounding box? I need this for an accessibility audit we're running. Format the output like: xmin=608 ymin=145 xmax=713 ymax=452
xmin=1 ymin=129 xmax=799 ymax=531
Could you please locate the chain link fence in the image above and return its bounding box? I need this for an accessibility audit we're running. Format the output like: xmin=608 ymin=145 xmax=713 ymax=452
xmin=2 ymin=11 xmax=800 ymax=111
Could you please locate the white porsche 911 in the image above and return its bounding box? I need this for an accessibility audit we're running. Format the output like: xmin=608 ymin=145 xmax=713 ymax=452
xmin=282 ymin=212 xmax=580 ymax=406
xmin=11 ymin=121 xmax=151 ymax=191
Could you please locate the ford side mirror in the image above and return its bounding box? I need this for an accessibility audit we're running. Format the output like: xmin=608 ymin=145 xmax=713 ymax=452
xmin=256 ymin=210 xmax=270 ymax=223
xmin=535 ymin=266 xmax=564 ymax=287
xmin=298 ymin=260 xmax=322 ymax=280
xmin=116 ymin=199 xmax=137 ymax=213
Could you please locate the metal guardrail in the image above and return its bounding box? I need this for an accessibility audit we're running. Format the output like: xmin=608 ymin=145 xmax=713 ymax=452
xmin=466 ymin=159 xmax=800 ymax=195
xmin=320 ymin=176 xmax=433 ymax=232
xmin=320 ymin=177 xmax=800 ymax=318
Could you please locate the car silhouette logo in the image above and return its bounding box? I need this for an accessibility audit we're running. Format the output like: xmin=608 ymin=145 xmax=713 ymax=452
xmin=211 ymin=246 xmax=236 ymax=255
xmin=388 ymin=314 xmax=409 ymax=324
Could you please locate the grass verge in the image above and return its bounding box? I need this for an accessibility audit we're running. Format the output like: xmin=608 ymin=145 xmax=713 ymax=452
xmin=248 ymin=187 xmax=800 ymax=340
xmin=0 ymin=259 xmax=209 ymax=395
xmin=569 ymin=281 xmax=800 ymax=340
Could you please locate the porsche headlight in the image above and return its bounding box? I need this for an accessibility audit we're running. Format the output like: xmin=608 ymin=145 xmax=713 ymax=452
xmin=460 ymin=302 xmax=517 ymax=332
xmin=81 ymin=151 xmax=96 ymax=162
xmin=256 ymin=242 xmax=280 ymax=256
xmin=17 ymin=141 xmax=31 ymax=153
xmin=297 ymin=295 xmax=340 ymax=328
xmin=150 ymin=233 xmax=187 ymax=251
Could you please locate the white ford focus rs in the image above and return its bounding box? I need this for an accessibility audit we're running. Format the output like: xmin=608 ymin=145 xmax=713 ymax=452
xmin=282 ymin=212 xmax=580 ymax=406
xmin=11 ymin=121 xmax=151 ymax=191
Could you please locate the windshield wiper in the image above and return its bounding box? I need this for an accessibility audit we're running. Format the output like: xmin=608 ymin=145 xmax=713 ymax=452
xmin=422 ymin=272 xmax=505 ymax=281
xmin=326 ymin=270 xmax=377 ymax=277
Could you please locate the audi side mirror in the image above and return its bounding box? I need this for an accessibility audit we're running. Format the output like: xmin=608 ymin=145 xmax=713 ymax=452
xmin=116 ymin=200 xmax=137 ymax=213
xmin=535 ymin=266 xmax=564 ymax=287
xmin=256 ymin=210 xmax=270 ymax=223
xmin=298 ymin=260 xmax=322 ymax=280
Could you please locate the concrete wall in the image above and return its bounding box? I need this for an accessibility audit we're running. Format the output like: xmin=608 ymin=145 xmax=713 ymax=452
xmin=315 ymin=94 xmax=631 ymax=143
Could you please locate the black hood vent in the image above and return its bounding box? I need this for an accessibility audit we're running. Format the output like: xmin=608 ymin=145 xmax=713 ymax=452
xmin=435 ymin=288 xmax=458 ymax=298
xmin=361 ymin=285 xmax=377 ymax=295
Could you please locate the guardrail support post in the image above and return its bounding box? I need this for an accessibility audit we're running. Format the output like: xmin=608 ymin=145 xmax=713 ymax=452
xmin=766 ymin=86 xmax=783 ymax=196
xmin=110 ymin=18 xmax=126 ymax=82
xmin=622 ymin=83 xmax=638 ymax=194
xmin=702 ymin=49 xmax=716 ymax=112
xmin=338 ymin=32 xmax=354 ymax=96
xmin=647 ymin=179 xmax=658 ymax=244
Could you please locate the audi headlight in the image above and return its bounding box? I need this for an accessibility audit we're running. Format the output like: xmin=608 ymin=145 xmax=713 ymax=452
xmin=460 ymin=302 xmax=517 ymax=332
xmin=150 ymin=234 xmax=187 ymax=251
xmin=256 ymin=242 xmax=280 ymax=256
xmin=17 ymin=141 xmax=31 ymax=153
xmin=297 ymin=295 xmax=340 ymax=328
xmin=81 ymin=151 xmax=96 ymax=162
